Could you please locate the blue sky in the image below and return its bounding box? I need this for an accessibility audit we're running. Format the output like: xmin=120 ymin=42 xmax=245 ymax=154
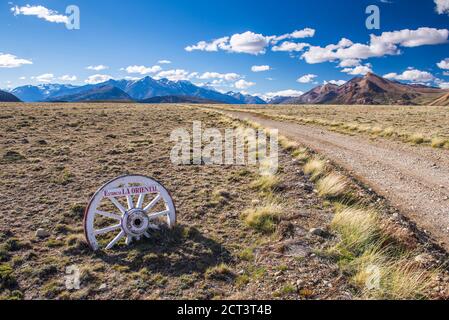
xmin=1 ymin=0 xmax=449 ymax=97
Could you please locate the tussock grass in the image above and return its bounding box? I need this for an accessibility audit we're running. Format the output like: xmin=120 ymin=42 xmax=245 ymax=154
xmin=243 ymin=203 xmax=283 ymax=234
xmin=381 ymin=127 xmax=395 ymax=137
xmin=250 ymin=175 xmax=281 ymax=193
xmin=279 ymin=135 xmax=299 ymax=152
xmin=303 ymin=158 xmax=326 ymax=181
xmin=330 ymin=206 xmax=435 ymax=299
xmin=237 ymin=113 xmax=439 ymax=299
xmin=431 ymin=137 xmax=448 ymax=149
xmin=317 ymin=173 xmax=348 ymax=199
xmin=331 ymin=206 xmax=380 ymax=253
xmin=350 ymin=247 xmax=434 ymax=300
xmin=370 ymin=126 xmax=383 ymax=135
xmin=408 ymin=133 xmax=426 ymax=145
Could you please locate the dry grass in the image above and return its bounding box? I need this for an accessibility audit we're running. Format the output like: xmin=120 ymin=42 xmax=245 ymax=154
xmin=408 ymin=133 xmax=426 ymax=145
xmin=279 ymin=135 xmax=299 ymax=152
xmin=331 ymin=206 xmax=380 ymax=252
xmin=303 ymin=158 xmax=326 ymax=181
xmin=316 ymin=173 xmax=348 ymax=199
xmin=330 ymin=206 xmax=436 ymax=299
xmin=212 ymin=105 xmax=449 ymax=149
xmin=350 ymin=247 xmax=435 ymax=300
xmin=250 ymin=175 xmax=281 ymax=193
xmin=431 ymin=137 xmax=448 ymax=148
xmin=220 ymin=106 xmax=442 ymax=300
xmin=243 ymin=203 xmax=283 ymax=234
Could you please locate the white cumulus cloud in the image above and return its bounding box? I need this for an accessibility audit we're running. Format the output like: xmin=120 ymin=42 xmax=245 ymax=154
xmin=435 ymin=0 xmax=449 ymax=15
xmin=341 ymin=64 xmax=373 ymax=75
xmin=297 ymin=74 xmax=317 ymax=83
xmin=85 ymin=74 xmax=113 ymax=84
xmin=0 ymin=53 xmax=32 ymax=68
xmin=123 ymin=65 xmax=162 ymax=75
xmin=251 ymin=65 xmax=271 ymax=72
xmin=185 ymin=36 xmax=230 ymax=52
xmin=271 ymin=28 xmax=316 ymax=44
xmin=384 ymin=69 xmax=435 ymax=82
xmin=234 ymin=79 xmax=256 ymax=89
xmin=35 ymin=73 xmax=55 ymax=83
xmin=437 ymin=81 xmax=449 ymax=89
xmin=437 ymin=58 xmax=449 ymax=70
xmin=59 ymin=75 xmax=77 ymax=82
xmin=155 ymin=69 xmax=192 ymax=81
xmin=324 ymin=80 xmax=347 ymax=86
xmin=302 ymin=28 xmax=449 ymax=64
xmin=87 ymin=65 xmax=109 ymax=71
xmin=185 ymin=28 xmax=315 ymax=55
xmin=11 ymin=5 xmax=68 ymax=24
xmin=272 ymin=42 xmax=309 ymax=52
xmin=198 ymin=72 xmax=241 ymax=81
xmin=226 ymin=31 xmax=270 ymax=55
xmin=158 ymin=60 xmax=172 ymax=64
xmin=339 ymin=59 xmax=361 ymax=67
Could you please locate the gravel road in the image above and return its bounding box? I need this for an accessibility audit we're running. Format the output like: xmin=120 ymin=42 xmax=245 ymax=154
xmin=228 ymin=110 xmax=449 ymax=251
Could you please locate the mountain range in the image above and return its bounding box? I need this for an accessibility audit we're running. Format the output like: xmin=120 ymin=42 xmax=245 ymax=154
xmin=278 ymin=73 xmax=448 ymax=106
xmin=10 ymin=77 xmax=243 ymax=104
xmin=0 ymin=89 xmax=21 ymax=102
xmin=3 ymin=73 xmax=449 ymax=105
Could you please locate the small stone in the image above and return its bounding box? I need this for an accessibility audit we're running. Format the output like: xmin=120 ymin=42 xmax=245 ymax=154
xmin=414 ymin=253 xmax=434 ymax=266
xmin=309 ymin=228 xmax=329 ymax=238
xmin=99 ymin=284 xmax=107 ymax=291
xmin=35 ymin=228 xmax=50 ymax=239
xmin=296 ymin=279 xmax=304 ymax=288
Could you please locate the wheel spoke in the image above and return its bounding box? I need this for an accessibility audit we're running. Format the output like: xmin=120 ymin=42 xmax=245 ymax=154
xmin=126 ymin=195 xmax=134 ymax=210
xmin=148 ymin=223 xmax=160 ymax=230
xmin=110 ymin=197 xmax=127 ymax=214
xmin=94 ymin=224 xmax=121 ymax=236
xmin=136 ymin=194 xmax=145 ymax=209
xmin=124 ymin=184 xmax=134 ymax=210
xmin=125 ymin=236 xmax=133 ymax=245
xmin=148 ymin=210 xmax=170 ymax=220
xmin=143 ymin=194 xmax=162 ymax=212
xmin=96 ymin=210 xmax=122 ymax=221
xmin=106 ymin=230 xmax=125 ymax=250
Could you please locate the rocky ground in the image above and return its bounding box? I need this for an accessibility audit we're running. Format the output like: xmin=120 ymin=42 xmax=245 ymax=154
xmin=0 ymin=103 xmax=353 ymax=300
xmin=223 ymin=109 xmax=449 ymax=252
xmin=0 ymin=103 xmax=447 ymax=300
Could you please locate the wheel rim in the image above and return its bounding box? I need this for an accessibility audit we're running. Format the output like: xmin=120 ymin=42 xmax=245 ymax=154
xmin=84 ymin=175 xmax=176 ymax=251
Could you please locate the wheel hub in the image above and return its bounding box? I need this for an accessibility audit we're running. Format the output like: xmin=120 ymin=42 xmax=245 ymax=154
xmin=121 ymin=208 xmax=150 ymax=237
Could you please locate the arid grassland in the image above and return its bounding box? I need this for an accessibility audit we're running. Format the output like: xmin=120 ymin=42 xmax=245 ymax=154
xmin=210 ymin=104 xmax=449 ymax=149
xmin=0 ymin=103 xmax=448 ymax=300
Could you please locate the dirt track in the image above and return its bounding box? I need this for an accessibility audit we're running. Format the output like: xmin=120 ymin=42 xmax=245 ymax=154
xmin=227 ymin=110 xmax=449 ymax=251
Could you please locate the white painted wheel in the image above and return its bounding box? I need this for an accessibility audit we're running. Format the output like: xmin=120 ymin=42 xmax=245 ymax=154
xmin=84 ymin=175 xmax=176 ymax=251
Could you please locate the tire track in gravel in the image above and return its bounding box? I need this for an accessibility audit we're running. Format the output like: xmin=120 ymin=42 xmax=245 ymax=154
xmin=226 ymin=110 xmax=449 ymax=251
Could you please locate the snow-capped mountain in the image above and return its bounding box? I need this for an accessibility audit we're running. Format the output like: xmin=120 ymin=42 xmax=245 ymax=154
xmin=11 ymin=84 xmax=80 ymax=102
xmin=226 ymin=91 xmax=266 ymax=104
xmin=11 ymin=77 xmax=246 ymax=104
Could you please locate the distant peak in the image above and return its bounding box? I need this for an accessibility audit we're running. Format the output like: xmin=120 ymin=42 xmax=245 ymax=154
xmin=364 ymin=72 xmax=381 ymax=80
